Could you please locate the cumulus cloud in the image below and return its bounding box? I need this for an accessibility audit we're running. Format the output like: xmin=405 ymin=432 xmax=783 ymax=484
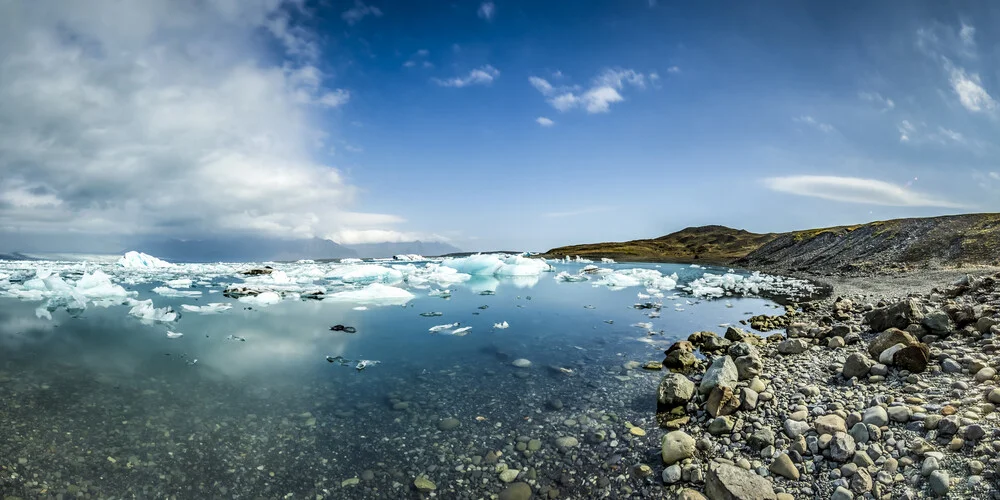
xmin=0 ymin=0 xmax=403 ymax=243
xmin=432 ymin=65 xmax=500 ymax=87
xmin=536 ymin=117 xmax=555 ymax=127
xmin=341 ymin=1 xmax=382 ymax=25
xmin=529 ymin=68 xmax=651 ymax=114
xmin=477 ymin=2 xmax=495 ymax=21
xmin=949 ymin=66 xmax=996 ymax=112
xmin=763 ymin=176 xmax=965 ymax=208
xmin=793 ymin=116 xmax=835 ymax=133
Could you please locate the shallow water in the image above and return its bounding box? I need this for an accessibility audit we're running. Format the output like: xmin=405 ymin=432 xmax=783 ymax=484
xmin=0 ymin=261 xmax=779 ymax=499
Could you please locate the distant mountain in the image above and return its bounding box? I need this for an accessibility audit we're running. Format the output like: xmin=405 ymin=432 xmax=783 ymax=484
xmin=345 ymin=240 xmax=462 ymax=258
xmin=0 ymin=252 xmax=39 ymax=261
xmin=135 ymin=236 xmax=358 ymax=263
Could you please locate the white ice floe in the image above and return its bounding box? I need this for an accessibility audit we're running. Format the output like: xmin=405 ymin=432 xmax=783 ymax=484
xmin=451 ymin=326 xmax=472 ymax=336
xmin=428 ymin=288 xmax=451 ymax=297
xmin=127 ymin=299 xmax=179 ymax=322
xmin=180 ymin=303 xmax=232 ymax=314
xmin=393 ymin=254 xmax=425 ymax=261
xmin=353 ymin=306 xmax=368 ymax=311
xmin=632 ymin=322 xmax=653 ymax=330
xmin=429 ymin=322 xmax=460 ymax=333
xmin=339 ymin=258 xmax=363 ymax=264
xmin=326 ymin=283 xmax=415 ymax=305
xmin=592 ymin=268 xmax=678 ymax=290
xmin=493 ymin=321 xmax=509 ymax=329
xmin=237 ymin=291 xmax=282 ymax=306
xmin=118 ymin=251 xmax=172 ymax=268
xmin=554 ymin=271 xmax=589 ymax=282
xmin=326 ymin=265 xmax=403 ymax=284
xmin=166 ymin=331 xmax=184 ymax=338
xmin=601 ymin=258 xmax=616 ymax=264
xmin=152 ymin=286 xmax=203 ymax=298
xmin=442 ymin=254 xmax=551 ymax=277
xmin=165 ymin=278 xmax=192 ymax=288
xmin=685 ymin=271 xmax=817 ymax=299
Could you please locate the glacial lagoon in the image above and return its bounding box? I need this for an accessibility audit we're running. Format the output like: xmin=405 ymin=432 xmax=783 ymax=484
xmin=0 ymin=255 xmax=815 ymax=498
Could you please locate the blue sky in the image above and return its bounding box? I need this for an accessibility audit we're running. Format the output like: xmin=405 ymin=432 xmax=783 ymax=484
xmin=1 ymin=1 xmax=998 ymax=252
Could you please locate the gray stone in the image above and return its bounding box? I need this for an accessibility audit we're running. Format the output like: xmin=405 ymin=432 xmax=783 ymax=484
xmin=699 ymin=356 xmax=738 ymax=394
xmin=929 ymin=470 xmax=950 ymax=496
xmin=748 ymin=428 xmax=775 ymax=451
xmin=815 ymin=414 xmax=847 ymax=435
xmin=768 ymin=453 xmax=799 ymax=480
xmin=848 ymin=422 xmax=869 ymax=444
xmin=864 ymin=300 xmax=924 ymax=333
xmin=555 ymin=436 xmax=579 ymax=448
xmin=867 ymin=328 xmax=918 ymax=358
xmin=922 ymin=310 xmax=953 ymax=335
xmin=842 ymin=353 xmax=872 ymax=379
xmin=735 ymin=354 xmax=763 ymax=380
xmin=437 ymin=418 xmax=461 ymax=431
xmin=974 ymin=367 xmax=996 ymax=382
xmin=661 ymin=431 xmax=695 ymax=465
xmin=849 ymin=468 xmax=873 ymax=495
xmin=498 ymin=482 xmax=532 ymax=500
xmin=739 ymin=387 xmax=759 ymax=411
xmin=708 ymin=416 xmax=735 ymax=435
xmin=784 ymin=419 xmax=810 ymax=439
xmin=777 ymin=339 xmax=810 ymax=355
xmin=829 ymin=432 xmax=856 ymax=462
xmin=862 ymin=406 xmax=888 ymax=427
xmin=705 ymin=463 xmax=777 ymax=500
xmin=887 ymin=406 xmax=911 ymax=423
xmin=831 ymin=486 xmax=854 ymax=500
xmin=658 ymin=373 xmax=696 ymax=407
xmin=941 ymin=358 xmax=962 ymax=373
xmin=662 ymin=464 xmax=682 ymax=484
xmin=921 ymin=456 xmax=939 ymax=476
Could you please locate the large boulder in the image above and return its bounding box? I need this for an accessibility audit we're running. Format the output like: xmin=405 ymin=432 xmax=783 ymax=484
xmin=777 ymin=339 xmax=809 ymax=355
xmin=699 ymin=356 xmax=738 ymax=395
xmin=734 ymin=354 xmax=763 ymax=380
xmin=864 ymin=299 xmax=924 ymax=332
xmin=663 ymin=341 xmax=700 ymax=372
xmin=661 ymin=431 xmax=695 ymax=465
xmin=893 ymin=344 xmax=930 ymax=373
xmin=867 ymin=328 xmax=918 ymax=359
xmin=658 ymin=373 xmax=696 ymax=408
xmin=921 ymin=310 xmax=953 ymax=335
xmin=842 ymin=353 xmax=872 ymax=379
xmin=706 ymin=386 xmax=740 ymax=417
xmin=705 ymin=463 xmax=777 ymax=500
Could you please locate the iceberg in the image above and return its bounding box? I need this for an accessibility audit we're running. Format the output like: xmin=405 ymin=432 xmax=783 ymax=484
xmin=152 ymin=286 xmax=203 ymax=298
xmin=118 ymin=251 xmax=172 ymax=268
xmin=493 ymin=321 xmax=509 ymax=329
xmin=442 ymin=254 xmax=551 ymax=277
xmin=686 ymin=271 xmax=817 ymax=299
xmin=238 ymin=291 xmax=282 ymax=306
xmin=74 ymin=270 xmax=131 ymax=303
xmin=166 ymin=331 xmax=184 ymax=339
xmin=393 ymin=254 xmax=425 ymax=261
xmin=326 ymin=265 xmax=403 ymax=284
xmin=555 ymin=271 xmax=588 ymax=282
xmin=327 ymin=283 xmax=414 ymax=306
xmin=128 ymin=299 xmax=179 ymax=322
xmin=429 ymin=322 xmax=459 ymax=332
xmin=180 ymin=303 xmax=232 ymax=314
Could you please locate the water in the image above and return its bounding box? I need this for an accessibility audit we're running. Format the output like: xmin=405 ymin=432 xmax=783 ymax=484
xmin=0 ymin=260 xmax=783 ymax=498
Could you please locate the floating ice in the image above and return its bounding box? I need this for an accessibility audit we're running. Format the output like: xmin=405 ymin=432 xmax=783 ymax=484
xmin=353 ymin=306 xmax=368 ymax=311
xmin=327 ymin=283 xmax=414 ymax=305
xmin=555 ymin=271 xmax=588 ymax=283
xmin=127 ymin=299 xmax=179 ymax=322
xmin=238 ymin=291 xmax=282 ymax=306
xmin=685 ymin=271 xmax=817 ymax=299
xmin=442 ymin=254 xmax=551 ymax=277
xmin=327 ymin=265 xmax=403 ymax=284
xmin=152 ymin=286 xmax=203 ymax=298
xmin=393 ymin=254 xmax=425 ymax=261
xmin=339 ymin=258 xmax=363 ymax=264
xmin=632 ymin=322 xmax=653 ymax=330
xmin=165 ymin=278 xmax=192 ymax=288
xmin=601 ymin=258 xmax=616 ymax=264
xmin=493 ymin=321 xmax=509 ymax=329
xmin=180 ymin=303 xmax=232 ymax=314
xmin=118 ymin=251 xmax=172 ymax=268
xmin=429 ymin=322 xmax=459 ymax=333
xmin=166 ymin=331 xmax=184 ymax=338
xmin=451 ymin=326 xmax=472 ymax=336
xmin=428 ymin=288 xmax=451 ymax=297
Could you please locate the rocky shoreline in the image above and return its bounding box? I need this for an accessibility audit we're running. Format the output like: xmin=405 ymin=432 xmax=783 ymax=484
xmin=654 ymin=270 xmax=1000 ymax=499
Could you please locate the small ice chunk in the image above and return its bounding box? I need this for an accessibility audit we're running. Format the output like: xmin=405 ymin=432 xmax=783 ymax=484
xmin=428 ymin=288 xmax=451 ymax=297
xmin=353 ymin=306 xmax=368 ymax=311
xmin=632 ymin=322 xmax=653 ymax=330
xmin=238 ymin=291 xmax=282 ymax=306
xmin=180 ymin=303 xmax=232 ymax=314
xmin=327 ymin=283 xmax=415 ymax=306
xmin=166 ymin=331 xmax=184 ymax=339
xmin=128 ymin=299 xmax=179 ymax=322
xmin=555 ymin=271 xmax=588 ymax=282
xmin=493 ymin=321 xmax=509 ymax=329
xmin=451 ymin=326 xmax=472 ymax=336
xmin=429 ymin=322 xmax=459 ymax=333
xmin=152 ymin=286 xmax=203 ymax=298
xmin=165 ymin=278 xmax=192 ymax=288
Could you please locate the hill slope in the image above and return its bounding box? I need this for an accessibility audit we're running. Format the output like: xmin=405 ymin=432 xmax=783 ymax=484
xmin=540 ymin=225 xmax=779 ymax=264
xmin=542 ymin=213 xmax=1000 ymax=272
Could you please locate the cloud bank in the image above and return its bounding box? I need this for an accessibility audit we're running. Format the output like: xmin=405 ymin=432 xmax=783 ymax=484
xmin=764 ymin=176 xmax=965 ymax=208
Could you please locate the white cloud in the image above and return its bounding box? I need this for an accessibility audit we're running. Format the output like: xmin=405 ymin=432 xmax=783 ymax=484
xmin=328 ymin=229 xmax=448 ymax=244
xmin=898 ymin=120 xmax=916 ymax=142
xmin=858 ymin=91 xmax=894 ymax=111
xmin=477 ymin=2 xmax=495 ymax=21
xmin=667 ymin=66 xmax=681 ymax=74
xmin=536 ymin=117 xmax=554 ymax=127
xmin=403 ymin=49 xmax=432 ymax=69
xmin=949 ymin=66 xmax=996 ymax=112
xmin=529 ymin=68 xmax=651 ymax=114
xmin=960 ymin=23 xmax=975 ymax=47
xmin=0 ymin=1 xmax=400 ymax=242
xmin=763 ymin=176 xmax=965 ymax=208
xmin=341 ymin=1 xmax=382 ymax=25
xmin=990 ymin=172 xmax=1000 ymax=180
xmin=793 ymin=116 xmax=835 ymax=133
xmin=433 ymin=65 xmax=499 ymax=87
xmin=936 ymin=127 xmax=964 ymax=143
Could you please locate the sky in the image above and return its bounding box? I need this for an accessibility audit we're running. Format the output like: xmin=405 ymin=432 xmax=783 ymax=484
xmin=1 ymin=0 xmax=999 ymax=253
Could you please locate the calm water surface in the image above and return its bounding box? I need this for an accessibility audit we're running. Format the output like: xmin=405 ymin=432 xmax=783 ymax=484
xmin=0 ymin=262 xmax=779 ymax=499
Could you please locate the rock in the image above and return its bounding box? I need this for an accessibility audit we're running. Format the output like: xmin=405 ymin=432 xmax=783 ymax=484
xmin=887 ymin=406 xmax=911 ymax=423
xmin=643 ymin=361 xmax=663 ymax=370
xmin=929 ymin=470 xmax=950 ymax=496
xmin=499 ymin=469 xmax=520 ymax=483
xmin=677 ymin=487 xmax=706 ymax=500
xmin=977 ymin=317 xmax=998 ymax=334
xmin=664 ymin=341 xmax=699 ymax=371
xmin=699 ymin=356 xmax=738 ymax=394
xmin=555 ymin=436 xmax=579 ymax=448
xmin=747 ymin=428 xmax=775 ymax=451
xmin=829 ymin=432 xmax=856 ymax=462
xmin=938 ymin=416 xmax=960 ymax=435
xmin=815 ymin=414 xmax=847 ymax=435
xmin=921 ymin=456 xmax=940 ymax=476
xmin=988 ymin=388 xmax=1000 ymax=404
xmin=842 ymin=353 xmax=872 ymax=379
xmin=922 ymin=310 xmax=953 ymax=335
xmin=828 ymin=336 xmax=846 ymax=348
xmin=784 ymin=418 xmax=810 ymax=439
xmin=725 ymin=326 xmax=753 ymax=343
xmin=706 ymin=386 xmax=741 ymax=417
xmin=499 ymin=482 xmax=532 ymax=500
xmin=734 ymin=354 xmax=763 ymax=380
xmin=512 ymin=359 xmax=532 ymax=368
xmin=974 ymin=367 xmax=996 ymax=382
xmin=414 ymin=476 xmax=436 ymax=492
xmin=867 ymin=328 xmax=918 ymax=359
xmin=661 ymin=431 xmax=696 ymax=465
xmin=849 ymin=468 xmax=872 ymax=495
xmin=831 ymin=486 xmax=854 ymax=500
xmin=662 ymin=464 xmax=682 ymax=484
xmin=777 ymin=339 xmax=810 ymax=355
xmin=941 ymin=358 xmax=962 ymax=373
xmin=658 ymin=372 xmax=696 ymax=408
xmin=739 ymin=387 xmax=759 ymax=411
xmin=437 ymin=418 xmax=461 ymax=431
xmin=708 ymin=416 xmax=735 ymax=435
xmin=878 ymin=343 xmax=906 ymax=364
xmin=892 ymin=344 xmax=929 ymax=373
xmin=864 ymin=299 xmax=923 ymax=333
xmin=768 ymin=453 xmax=799 ymax=480
xmin=848 ymin=422 xmax=869 ymax=444
xmin=705 ymin=462 xmax=777 ymax=500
